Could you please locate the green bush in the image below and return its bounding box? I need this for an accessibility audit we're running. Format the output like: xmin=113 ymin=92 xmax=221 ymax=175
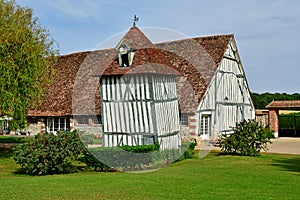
xmin=86 ymin=144 xmax=160 ymax=171
xmin=279 ymin=113 xmax=300 ymax=130
xmin=82 ymin=143 xmax=196 ymax=171
xmin=13 ymin=131 xmax=85 ymax=175
xmin=13 ymin=130 xmax=196 ymax=174
xmin=181 ymin=142 xmax=196 ymax=159
xmin=80 ymin=150 xmax=113 ymax=172
xmin=80 ymin=134 xmax=95 ymax=146
xmin=120 ymin=143 xmax=160 ymax=153
xmin=219 ymin=120 xmax=274 ymax=156
xmin=158 ymin=142 xmax=196 ymax=162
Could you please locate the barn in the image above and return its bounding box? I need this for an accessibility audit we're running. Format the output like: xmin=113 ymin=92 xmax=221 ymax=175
xmin=23 ymin=25 xmax=254 ymax=143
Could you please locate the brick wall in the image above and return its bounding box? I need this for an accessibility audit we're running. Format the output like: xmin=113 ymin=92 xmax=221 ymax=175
xmin=188 ymin=115 xmax=197 ymax=136
xmin=268 ymin=109 xmax=279 ymax=138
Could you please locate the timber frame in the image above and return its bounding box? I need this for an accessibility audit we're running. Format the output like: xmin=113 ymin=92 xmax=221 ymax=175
xmin=23 ymin=26 xmax=255 ymax=144
xmin=196 ymin=39 xmax=254 ymax=139
xmin=100 ymin=74 xmax=181 ymax=149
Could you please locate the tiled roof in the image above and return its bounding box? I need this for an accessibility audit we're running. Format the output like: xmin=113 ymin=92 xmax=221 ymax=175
xmin=266 ymin=100 xmax=300 ymax=109
xmin=28 ymin=28 xmax=233 ymax=116
xmin=28 ymin=51 xmax=90 ymax=116
xmin=157 ymin=35 xmax=233 ymax=112
xmin=102 ymin=48 xmax=181 ymax=76
xmin=119 ymin=27 xmax=155 ymax=49
xmin=255 ymin=109 xmax=269 ymax=115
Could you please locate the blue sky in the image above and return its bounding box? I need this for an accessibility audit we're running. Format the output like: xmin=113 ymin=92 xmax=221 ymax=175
xmin=15 ymin=0 xmax=300 ymax=94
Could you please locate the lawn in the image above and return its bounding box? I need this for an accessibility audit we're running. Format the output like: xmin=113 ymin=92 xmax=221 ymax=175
xmin=0 ymin=148 xmax=299 ymax=200
xmin=0 ymin=135 xmax=32 ymax=143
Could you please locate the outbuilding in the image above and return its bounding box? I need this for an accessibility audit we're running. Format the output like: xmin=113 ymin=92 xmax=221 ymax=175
xmin=266 ymin=100 xmax=300 ymax=137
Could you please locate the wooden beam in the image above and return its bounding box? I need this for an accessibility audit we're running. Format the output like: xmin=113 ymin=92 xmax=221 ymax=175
xmin=216 ymin=101 xmax=252 ymax=107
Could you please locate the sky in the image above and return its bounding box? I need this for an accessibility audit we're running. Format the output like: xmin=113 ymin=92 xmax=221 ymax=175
xmin=15 ymin=0 xmax=300 ymax=94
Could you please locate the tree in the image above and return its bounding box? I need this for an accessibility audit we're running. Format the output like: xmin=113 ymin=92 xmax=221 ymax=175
xmin=251 ymin=92 xmax=300 ymax=109
xmin=0 ymin=0 xmax=58 ymax=129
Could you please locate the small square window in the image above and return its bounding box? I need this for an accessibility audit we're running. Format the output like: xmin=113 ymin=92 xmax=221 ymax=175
xmin=180 ymin=114 xmax=189 ymax=126
xmin=75 ymin=116 xmax=89 ymax=125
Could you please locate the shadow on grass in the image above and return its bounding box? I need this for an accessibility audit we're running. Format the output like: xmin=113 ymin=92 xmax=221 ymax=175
xmin=0 ymin=147 xmax=14 ymax=158
xmin=213 ymin=151 xmax=246 ymax=157
xmin=271 ymin=157 xmax=300 ymax=174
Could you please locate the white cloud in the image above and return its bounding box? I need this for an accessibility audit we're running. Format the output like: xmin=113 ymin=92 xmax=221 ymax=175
xmin=13 ymin=0 xmax=300 ymax=93
xmin=41 ymin=0 xmax=102 ymax=21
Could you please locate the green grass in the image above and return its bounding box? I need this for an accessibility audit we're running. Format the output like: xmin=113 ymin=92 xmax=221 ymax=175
xmin=0 ymin=149 xmax=300 ymax=200
xmin=0 ymin=135 xmax=32 ymax=143
xmin=92 ymin=137 xmax=102 ymax=145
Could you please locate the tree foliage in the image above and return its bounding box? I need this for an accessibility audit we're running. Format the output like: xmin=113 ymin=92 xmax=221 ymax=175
xmin=251 ymin=92 xmax=300 ymax=109
xmin=219 ymin=120 xmax=274 ymax=156
xmin=0 ymin=0 xmax=58 ymax=129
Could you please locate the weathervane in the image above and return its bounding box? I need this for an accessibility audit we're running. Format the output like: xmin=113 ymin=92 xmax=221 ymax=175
xmin=133 ymin=15 xmax=139 ymax=27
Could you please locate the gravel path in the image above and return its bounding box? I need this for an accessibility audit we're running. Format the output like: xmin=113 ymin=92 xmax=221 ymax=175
xmin=266 ymin=137 xmax=300 ymax=155
xmin=195 ymin=137 xmax=300 ymax=155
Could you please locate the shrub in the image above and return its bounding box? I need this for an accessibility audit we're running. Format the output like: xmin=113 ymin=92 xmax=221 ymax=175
xmin=82 ymin=142 xmax=196 ymax=171
xmin=13 ymin=130 xmax=197 ymax=174
xmin=13 ymin=131 xmax=85 ymax=175
xmin=85 ymin=144 xmax=160 ymax=171
xmin=80 ymin=134 xmax=95 ymax=146
xmin=219 ymin=120 xmax=274 ymax=156
xmin=80 ymin=150 xmax=113 ymax=172
xmin=181 ymin=141 xmax=196 ymax=159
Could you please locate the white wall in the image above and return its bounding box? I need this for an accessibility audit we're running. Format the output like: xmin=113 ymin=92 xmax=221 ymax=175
xmin=197 ymin=39 xmax=255 ymax=139
xmin=101 ymin=74 xmax=181 ymax=149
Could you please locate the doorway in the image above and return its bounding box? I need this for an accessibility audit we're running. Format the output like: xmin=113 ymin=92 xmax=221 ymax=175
xmin=199 ymin=114 xmax=211 ymax=140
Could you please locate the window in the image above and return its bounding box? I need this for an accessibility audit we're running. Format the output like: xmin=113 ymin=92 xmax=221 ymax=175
xmin=199 ymin=115 xmax=211 ymax=136
xmin=180 ymin=114 xmax=189 ymax=126
xmin=142 ymin=135 xmax=154 ymax=145
xmin=120 ymin=54 xmax=129 ymax=67
xmin=27 ymin=117 xmax=38 ymax=124
xmin=0 ymin=115 xmax=12 ymax=134
xmin=75 ymin=116 xmax=89 ymax=125
xmin=1 ymin=120 xmax=10 ymax=134
xmin=93 ymin=115 xmax=102 ymax=124
xmin=47 ymin=117 xmax=70 ymax=133
xmin=117 ymin=42 xmax=134 ymax=68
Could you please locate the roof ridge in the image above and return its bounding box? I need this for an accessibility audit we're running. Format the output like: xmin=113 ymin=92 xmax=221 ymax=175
xmin=118 ymin=26 xmax=155 ymax=50
xmin=59 ymin=50 xmax=91 ymax=57
xmin=59 ymin=34 xmax=234 ymax=57
xmin=154 ymin=33 xmax=234 ymax=45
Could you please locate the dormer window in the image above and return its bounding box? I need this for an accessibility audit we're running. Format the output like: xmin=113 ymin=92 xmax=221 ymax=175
xmin=117 ymin=42 xmax=135 ymax=68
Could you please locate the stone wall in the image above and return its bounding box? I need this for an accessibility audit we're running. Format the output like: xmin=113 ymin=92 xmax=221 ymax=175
xmin=75 ymin=125 xmax=102 ymax=138
xmin=26 ymin=122 xmax=43 ymax=135
xmin=23 ymin=116 xmax=198 ymax=142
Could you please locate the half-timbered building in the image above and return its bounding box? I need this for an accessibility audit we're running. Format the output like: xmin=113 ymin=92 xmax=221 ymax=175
xmin=99 ymin=28 xmax=181 ymax=149
xmin=23 ymin=25 xmax=254 ymax=142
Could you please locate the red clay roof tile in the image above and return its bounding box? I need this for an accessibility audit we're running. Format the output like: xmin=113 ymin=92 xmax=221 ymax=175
xmin=28 ymin=28 xmax=233 ymax=116
xmin=266 ymin=100 xmax=300 ymax=109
